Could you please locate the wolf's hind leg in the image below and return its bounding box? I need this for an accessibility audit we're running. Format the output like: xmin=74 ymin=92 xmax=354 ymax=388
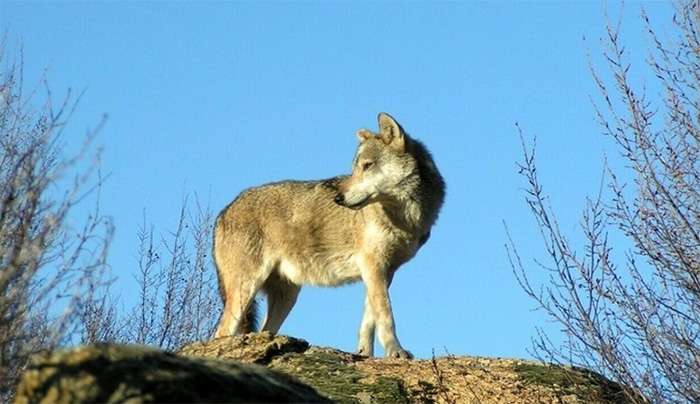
xmin=214 ymin=282 xmax=262 ymax=337
xmin=214 ymin=257 xmax=274 ymax=337
xmin=261 ymin=271 xmax=300 ymax=334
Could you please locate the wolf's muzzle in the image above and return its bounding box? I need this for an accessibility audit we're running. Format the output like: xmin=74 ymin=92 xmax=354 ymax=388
xmin=335 ymin=194 xmax=370 ymax=210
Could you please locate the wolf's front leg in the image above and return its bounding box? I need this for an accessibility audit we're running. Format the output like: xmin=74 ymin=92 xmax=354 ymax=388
xmin=360 ymin=260 xmax=413 ymax=359
xmin=357 ymin=294 xmax=375 ymax=357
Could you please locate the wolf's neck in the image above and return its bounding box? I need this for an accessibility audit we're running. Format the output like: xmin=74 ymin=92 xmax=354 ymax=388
xmin=377 ymin=138 xmax=445 ymax=236
xmin=381 ymin=184 xmax=441 ymax=236
xmin=380 ymin=196 xmax=422 ymax=232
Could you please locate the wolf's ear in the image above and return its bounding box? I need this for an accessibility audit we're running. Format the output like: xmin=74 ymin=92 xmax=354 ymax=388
xmin=378 ymin=112 xmax=405 ymax=150
xmin=356 ymin=129 xmax=374 ymax=142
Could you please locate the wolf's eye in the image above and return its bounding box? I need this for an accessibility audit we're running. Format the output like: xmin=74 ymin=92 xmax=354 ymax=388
xmin=362 ymin=161 xmax=374 ymax=171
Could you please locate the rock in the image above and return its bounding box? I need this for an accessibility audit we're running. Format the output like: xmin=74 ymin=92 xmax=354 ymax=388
xmin=14 ymin=343 xmax=329 ymax=403
xmin=180 ymin=332 xmax=309 ymax=364
xmin=14 ymin=334 xmax=638 ymax=403
xmin=180 ymin=333 xmax=637 ymax=403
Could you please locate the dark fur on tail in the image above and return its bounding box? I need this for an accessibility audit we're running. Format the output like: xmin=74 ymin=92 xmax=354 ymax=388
xmin=239 ymin=298 xmax=259 ymax=333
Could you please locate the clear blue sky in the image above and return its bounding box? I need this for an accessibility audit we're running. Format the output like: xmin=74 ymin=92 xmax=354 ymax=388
xmin=1 ymin=1 xmax=673 ymax=359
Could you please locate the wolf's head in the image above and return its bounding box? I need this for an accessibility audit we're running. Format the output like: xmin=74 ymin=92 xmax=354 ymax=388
xmin=334 ymin=113 xmax=420 ymax=210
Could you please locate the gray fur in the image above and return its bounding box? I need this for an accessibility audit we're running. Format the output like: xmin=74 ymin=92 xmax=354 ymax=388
xmin=213 ymin=113 xmax=445 ymax=359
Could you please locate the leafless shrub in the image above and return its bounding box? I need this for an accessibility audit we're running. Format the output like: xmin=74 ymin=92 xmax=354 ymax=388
xmin=122 ymin=198 xmax=222 ymax=351
xmin=430 ymin=349 xmax=456 ymax=404
xmin=78 ymin=281 xmax=120 ymax=345
xmin=0 ymin=34 xmax=224 ymax=399
xmin=443 ymin=350 xmax=483 ymax=404
xmin=0 ymin=40 xmax=113 ymax=400
xmin=506 ymin=3 xmax=700 ymax=403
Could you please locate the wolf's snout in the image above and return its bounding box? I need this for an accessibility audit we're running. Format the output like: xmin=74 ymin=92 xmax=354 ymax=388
xmin=334 ymin=193 xmax=345 ymax=205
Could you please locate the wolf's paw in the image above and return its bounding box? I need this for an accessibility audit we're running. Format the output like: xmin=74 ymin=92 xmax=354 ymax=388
xmin=385 ymin=346 xmax=413 ymax=359
xmin=356 ymin=347 xmax=374 ymax=357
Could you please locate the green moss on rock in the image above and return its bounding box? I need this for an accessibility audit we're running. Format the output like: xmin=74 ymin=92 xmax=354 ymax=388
xmin=270 ymin=348 xmax=407 ymax=403
xmin=512 ymin=362 xmax=630 ymax=402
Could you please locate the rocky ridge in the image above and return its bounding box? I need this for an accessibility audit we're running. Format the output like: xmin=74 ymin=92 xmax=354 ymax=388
xmin=15 ymin=332 xmax=633 ymax=403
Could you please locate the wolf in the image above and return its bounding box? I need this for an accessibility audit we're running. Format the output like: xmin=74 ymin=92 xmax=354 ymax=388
xmin=213 ymin=113 xmax=445 ymax=358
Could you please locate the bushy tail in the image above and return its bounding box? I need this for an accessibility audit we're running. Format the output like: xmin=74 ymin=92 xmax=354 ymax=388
xmin=239 ymin=298 xmax=259 ymax=333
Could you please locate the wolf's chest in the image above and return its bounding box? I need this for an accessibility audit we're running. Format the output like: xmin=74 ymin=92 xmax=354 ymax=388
xmin=276 ymin=220 xmax=419 ymax=287
xmin=362 ymin=221 xmax=421 ymax=261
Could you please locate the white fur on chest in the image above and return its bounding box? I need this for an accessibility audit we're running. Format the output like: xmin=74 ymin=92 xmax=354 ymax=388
xmin=278 ymin=252 xmax=361 ymax=287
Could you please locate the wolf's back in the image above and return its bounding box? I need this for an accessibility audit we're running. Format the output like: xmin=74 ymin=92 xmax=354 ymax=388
xmin=214 ymin=177 xmax=354 ymax=258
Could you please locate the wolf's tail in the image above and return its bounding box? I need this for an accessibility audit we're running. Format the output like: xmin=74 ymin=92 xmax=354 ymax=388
xmin=239 ymin=298 xmax=259 ymax=333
